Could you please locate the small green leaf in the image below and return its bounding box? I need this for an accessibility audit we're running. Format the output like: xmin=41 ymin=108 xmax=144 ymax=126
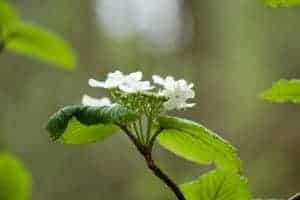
xmin=0 ymin=153 xmax=32 ymax=200
xmin=5 ymin=22 xmax=76 ymax=70
xmin=0 ymin=1 xmax=18 ymax=30
xmin=181 ymin=170 xmax=251 ymax=200
xmin=260 ymin=79 xmax=300 ymax=103
xmin=157 ymin=116 xmax=242 ymax=172
xmin=46 ymin=105 xmax=138 ymax=144
xmin=264 ymin=0 xmax=300 ymax=8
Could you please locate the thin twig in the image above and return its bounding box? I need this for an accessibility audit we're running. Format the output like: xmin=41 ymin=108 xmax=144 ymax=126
xmin=0 ymin=41 xmax=4 ymax=54
xmin=118 ymin=125 xmax=186 ymax=200
xmin=144 ymin=152 xmax=186 ymax=200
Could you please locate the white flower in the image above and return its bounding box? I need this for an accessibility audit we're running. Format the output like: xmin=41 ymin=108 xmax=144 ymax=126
xmin=88 ymin=71 xmax=154 ymax=93
xmin=89 ymin=70 xmax=125 ymax=89
xmin=82 ymin=95 xmax=112 ymax=107
xmin=119 ymin=72 xmax=154 ymax=93
xmin=153 ymin=75 xmax=195 ymax=110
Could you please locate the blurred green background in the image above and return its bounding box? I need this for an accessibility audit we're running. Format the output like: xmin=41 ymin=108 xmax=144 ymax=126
xmin=1 ymin=0 xmax=300 ymax=199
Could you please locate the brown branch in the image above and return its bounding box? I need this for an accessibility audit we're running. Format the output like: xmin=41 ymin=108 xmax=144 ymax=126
xmin=143 ymin=153 xmax=186 ymax=200
xmin=289 ymin=193 xmax=300 ymax=200
xmin=0 ymin=41 xmax=4 ymax=54
xmin=118 ymin=125 xmax=186 ymax=200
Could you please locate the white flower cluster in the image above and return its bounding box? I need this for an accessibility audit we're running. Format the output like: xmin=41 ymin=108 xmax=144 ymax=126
xmin=83 ymin=70 xmax=195 ymax=111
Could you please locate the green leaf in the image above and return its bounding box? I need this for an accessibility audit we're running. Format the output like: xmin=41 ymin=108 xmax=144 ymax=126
xmin=57 ymin=119 xmax=118 ymax=145
xmin=260 ymin=79 xmax=300 ymax=103
xmin=264 ymin=0 xmax=300 ymax=8
xmin=5 ymin=22 xmax=76 ymax=70
xmin=0 ymin=1 xmax=18 ymax=31
xmin=181 ymin=170 xmax=251 ymax=200
xmin=0 ymin=153 xmax=31 ymax=200
xmin=46 ymin=105 xmax=138 ymax=144
xmin=157 ymin=116 xmax=242 ymax=172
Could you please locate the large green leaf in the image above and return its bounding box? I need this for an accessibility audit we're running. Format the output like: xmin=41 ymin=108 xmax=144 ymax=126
xmin=56 ymin=119 xmax=118 ymax=145
xmin=260 ymin=79 xmax=300 ymax=103
xmin=5 ymin=22 xmax=76 ymax=70
xmin=157 ymin=116 xmax=242 ymax=172
xmin=264 ymin=0 xmax=300 ymax=8
xmin=46 ymin=105 xmax=138 ymax=144
xmin=181 ymin=170 xmax=251 ymax=200
xmin=0 ymin=1 xmax=18 ymax=31
xmin=0 ymin=153 xmax=31 ymax=200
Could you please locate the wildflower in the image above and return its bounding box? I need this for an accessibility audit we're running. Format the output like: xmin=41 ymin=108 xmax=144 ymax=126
xmin=82 ymin=95 xmax=111 ymax=107
xmin=88 ymin=70 xmax=125 ymax=89
xmin=152 ymin=75 xmax=195 ymax=110
xmin=119 ymin=74 xmax=153 ymax=93
xmin=85 ymin=71 xmax=195 ymax=110
xmin=89 ymin=71 xmax=154 ymax=93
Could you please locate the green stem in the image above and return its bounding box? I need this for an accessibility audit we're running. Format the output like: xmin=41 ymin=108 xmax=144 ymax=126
xmin=146 ymin=116 xmax=152 ymax=144
xmin=0 ymin=41 xmax=4 ymax=54
xmin=133 ymin=123 xmax=143 ymax=144
xmin=138 ymin=117 xmax=145 ymax=143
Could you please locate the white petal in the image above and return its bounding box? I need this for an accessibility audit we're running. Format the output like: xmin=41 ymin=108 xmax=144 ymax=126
xmin=119 ymin=84 xmax=135 ymax=93
xmin=127 ymin=71 xmax=142 ymax=81
xmin=164 ymin=76 xmax=176 ymax=90
xmin=82 ymin=95 xmax=111 ymax=107
xmin=119 ymin=79 xmax=154 ymax=93
xmin=139 ymin=81 xmax=155 ymax=90
xmin=108 ymin=70 xmax=123 ymax=77
xmin=106 ymin=71 xmax=126 ymax=88
xmin=88 ymin=79 xmax=106 ymax=88
xmin=184 ymin=103 xmax=196 ymax=108
xmin=178 ymin=79 xmax=188 ymax=87
xmin=88 ymin=71 xmax=126 ymax=89
xmin=154 ymin=75 xmax=195 ymax=110
xmin=188 ymin=83 xmax=194 ymax=89
xmin=186 ymin=89 xmax=195 ymax=99
xmin=165 ymin=76 xmax=175 ymax=84
xmin=107 ymin=71 xmax=124 ymax=81
xmin=163 ymin=100 xmax=177 ymax=110
xmin=104 ymin=80 xmax=123 ymax=88
xmin=152 ymin=75 xmax=165 ymax=85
